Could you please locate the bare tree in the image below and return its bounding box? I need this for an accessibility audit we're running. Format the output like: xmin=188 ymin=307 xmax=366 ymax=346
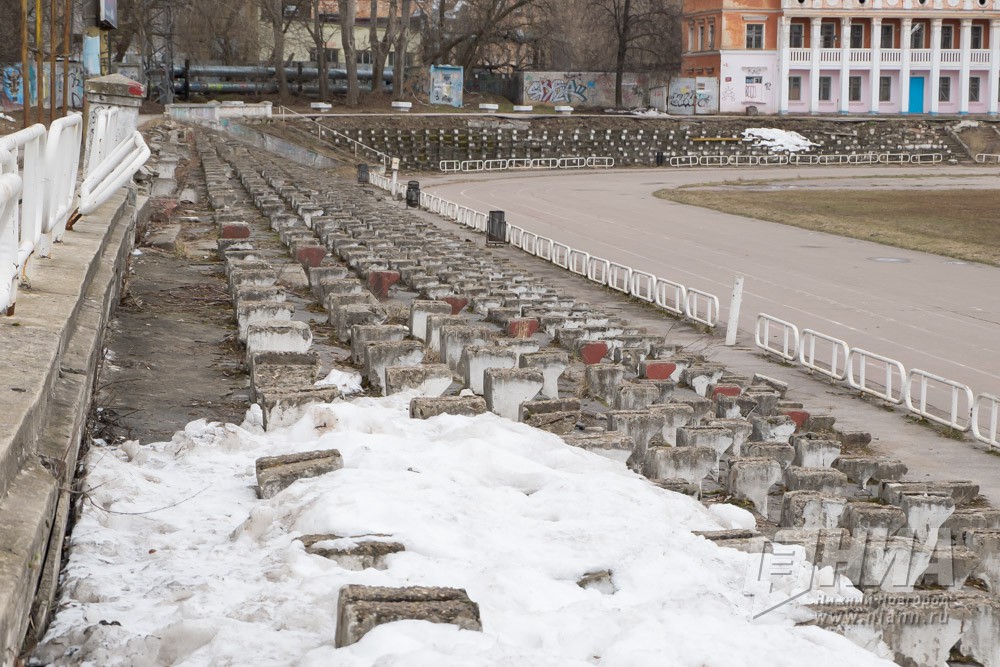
xmin=302 ymin=0 xmax=331 ymax=100
xmin=258 ymin=0 xmax=293 ymax=101
xmin=176 ymin=0 xmax=259 ymax=65
xmin=584 ymin=0 xmax=681 ymax=107
xmin=393 ymin=0 xmax=411 ymax=99
xmin=338 ymin=0 xmax=359 ymax=105
xmin=368 ymin=0 xmax=398 ymax=93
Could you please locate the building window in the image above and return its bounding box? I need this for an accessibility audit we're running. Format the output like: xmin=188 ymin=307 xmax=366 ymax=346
xmin=746 ymin=24 xmax=764 ymax=49
xmin=709 ymin=22 xmax=716 ymax=49
xmin=881 ymin=24 xmax=894 ymax=49
xmin=849 ymin=75 xmax=862 ymax=101
xmin=850 ymin=24 xmax=863 ymax=48
xmin=941 ymin=24 xmax=954 ymax=49
xmin=790 ymin=23 xmax=804 ymax=48
xmin=356 ymin=50 xmax=374 ymax=65
xmin=972 ymin=25 xmax=984 ymax=49
xmin=688 ymin=24 xmax=695 ymax=52
xmin=821 ymin=22 xmax=836 ymax=48
xmin=911 ymin=23 xmax=925 ymax=49
xmin=698 ymin=25 xmax=705 ymax=51
xmin=939 ymin=76 xmax=951 ymax=101
xmin=879 ymin=75 xmax=892 ymax=101
xmin=970 ymin=76 xmax=981 ymax=102
xmin=819 ymin=75 xmax=832 ymax=101
xmin=789 ymin=75 xmax=802 ymax=101
xmin=309 ymin=47 xmax=340 ymax=64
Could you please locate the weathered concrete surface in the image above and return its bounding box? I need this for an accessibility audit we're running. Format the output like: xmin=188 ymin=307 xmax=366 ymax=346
xmin=0 ymin=191 xmax=142 ymax=663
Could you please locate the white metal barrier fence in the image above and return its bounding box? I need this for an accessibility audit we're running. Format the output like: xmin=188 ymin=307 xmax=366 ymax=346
xmin=79 ymin=107 xmax=151 ymax=216
xmin=664 ymin=152 xmax=944 ymax=168
xmin=756 ymin=311 xmax=995 ymax=445
xmin=439 ymin=156 xmax=616 ymax=173
xmin=371 ymin=172 xmax=723 ymax=329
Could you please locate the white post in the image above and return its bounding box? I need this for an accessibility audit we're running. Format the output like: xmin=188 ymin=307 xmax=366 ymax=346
xmin=960 ymin=19 xmax=972 ymax=113
xmin=991 ymin=20 xmax=1000 ymax=115
xmin=930 ymin=19 xmax=943 ymax=114
xmin=871 ymin=17 xmax=883 ymax=114
xmin=725 ymin=274 xmax=745 ymax=346
xmin=779 ymin=17 xmax=791 ymax=114
xmin=901 ymin=18 xmax=913 ymax=112
xmin=810 ymin=18 xmax=822 ymax=113
xmin=840 ymin=17 xmax=851 ymax=113
xmin=390 ymin=156 xmax=400 ymax=196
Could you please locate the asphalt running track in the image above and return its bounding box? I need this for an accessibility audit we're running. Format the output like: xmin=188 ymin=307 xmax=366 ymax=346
xmin=425 ymin=165 xmax=1000 ymax=432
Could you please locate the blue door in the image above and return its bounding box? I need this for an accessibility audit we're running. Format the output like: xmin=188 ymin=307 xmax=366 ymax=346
xmin=909 ymin=76 xmax=925 ymax=113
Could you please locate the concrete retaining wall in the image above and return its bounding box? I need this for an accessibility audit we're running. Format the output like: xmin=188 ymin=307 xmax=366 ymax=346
xmin=0 ymin=190 xmax=144 ymax=664
xmin=301 ymin=116 xmax=967 ymax=170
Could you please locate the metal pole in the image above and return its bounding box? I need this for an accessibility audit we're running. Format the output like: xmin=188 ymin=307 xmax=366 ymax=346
xmin=62 ymin=0 xmax=70 ymax=115
xmin=49 ymin=0 xmax=56 ymax=124
xmin=35 ymin=0 xmax=43 ymax=122
xmin=725 ymin=274 xmax=745 ymax=346
xmin=20 ymin=0 xmax=31 ymax=127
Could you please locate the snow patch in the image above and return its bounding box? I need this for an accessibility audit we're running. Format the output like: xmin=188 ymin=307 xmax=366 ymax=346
xmin=742 ymin=128 xmax=818 ymax=153
xmin=954 ymin=120 xmax=980 ymax=131
xmin=315 ymin=368 xmax=363 ymax=394
xmin=709 ymin=503 xmax=757 ymax=530
xmin=34 ymin=398 xmax=889 ymax=666
xmin=0 ymin=113 xmax=15 ymax=123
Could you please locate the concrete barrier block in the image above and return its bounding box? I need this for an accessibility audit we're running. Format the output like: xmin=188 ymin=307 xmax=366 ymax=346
xmin=334 ymin=304 xmax=388 ymax=343
xmin=563 ymin=432 xmax=635 ymax=456
xmin=384 ymin=364 xmax=455 ymax=397
xmin=368 ymin=270 xmax=401 ymax=300
xmin=839 ymin=502 xmax=907 ymax=540
xmin=784 ymin=467 xmax=850 ymax=495
xmin=335 ymin=585 xmax=482 ymax=648
xmin=578 ymin=341 xmax=609 ymax=365
xmin=409 ymin=396 xmax=488 ymax=419
xmin=301 ymin=534 xmax=405 ymax=570
xmin=901 ymin=493 xmax=955 ymax=547
xmin=460 ymin=346 xmax=518 ymax=395
xmin=880 ymin=481 xmax=979 ymax=507
xmin=642 ymin=446 xmax=718 ymax=489
xmin=779 ymin=491 xmax=848 ymax=529
xmin=608 ymin=410 xmax=668 ymax=470
xmin=364 ymin=341 xmax=426 ymax=395
xmin=751 ymin=415 xmax=797 ymax=443
xmin=246 ymin=319 xmax=312 ymax=355
xmin=671 ymin=397 xmax=712 ymax=425
xmin=484 ymin=368 xmax=543 ymax=422
xmin=743 ymin=442 xmax=796 ymax=469
xmin=426 ymin=315 xmax=468 ymax=354
xmin=440 ymin=326 xmax=495 ymax=371
xmin=706 ymin=419 xmax=753 ymax=456
xmin=676 ymin=426 xmax=734 ymax=457
xmin=650 ymin=403 xmax=695 ymax=446
xmin=237 ymin=300 xmax=295 ymax=342
xmin=410 ymin=301 xmax=454 ymax=342
xmin=726 ymin=457 xmax=783 ymax=515
xmin=681 ymin=363 xmax=726 ymax=396
xmin=613 ymin=382 xmax=660 ymax=411
xmin=833 ymin=457 xmax=908 ymax=488
xmin=249 ymin=351 xmax=321 ymax=402
xmin=791 ymin=433 xmax=842 ymax=469
xmin=585 ymin=364 xmax=625 ymax=404
xmin=256 ymin=449 xmax=343 ymax=499
xmin=350 ymin=324 xmax=409 ymax=365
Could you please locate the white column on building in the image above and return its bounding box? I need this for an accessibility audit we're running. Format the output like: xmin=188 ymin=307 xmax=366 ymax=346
xmin=930 ymin=18 xmax=943 ymax=113
xmin=780 ymin=16 xmax=791 ymax=114
xmin=960 ymin=19 xmax=972 ymax=113
xmin=839 ymin=17 xmax=852 ymax=113
xmin=901 ymin=17 xmax=912 ymax=113
xmin=990 ymin=20 xmax=1000 ymax=114
xmin=810 ymin=17 xmax=822 ymax=112
xmin=871 ymin=17 xmax=883 ymax=113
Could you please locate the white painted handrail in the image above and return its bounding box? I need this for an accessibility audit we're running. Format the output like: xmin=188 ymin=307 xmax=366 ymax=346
xmin=608 ymin=262 xmax=632 ymax=293
xmin=439 ymin=156 xmax=615 ymax=173
xmin=904 ymin=369 xmax=974 ymax=431
xmin=972 ymin=394 xmax=1000 ymax=448
xmin=799 ymin=328 xmax=850 ymax=381
xmin=0 ymin=173 xmax=23 ymax=315
xmin=686 ymin=288 xmax=720 ymax=327
xmin=79 ymin=131 xmax=151 ymax=216
xmin=40 ymin=113 xmax=84 ymax=254
xmin=755 ymin=313 xmax=800 ymax=362
xmin=587 ymin=256 xmax=610 ymax=285
xmin=655 ymin=278 xmax=687 ymax=315
xmin=568 ymin=249 xmax=589 ymax=275
xmin=847 ymin=348 xmax=906 ymax=404
xmin=552 ymin=242 xmax=570 ymax=269
xmin=630 ymin=271 xmax=655 ymax=302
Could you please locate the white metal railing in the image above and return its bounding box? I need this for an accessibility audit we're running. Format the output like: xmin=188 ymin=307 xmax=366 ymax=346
xmin=799 ymin=328 xmax=850 ymax=381
xmin=587 ymin=256 xmax=610 ymax=285
xmin=0 ymin=173 xmax=23 ymax=315
xmin=279 ymin=105 xmax=391 ymax=169
xmin=663 ymin=152 xmax=946 ymax=168
xmin=655 ymin=278 xmax=687 ymax=316
xmin=552 ymin=242 xmax=570 ymax=269
xmin=905 ymin=369 xmax=974 ymax=431
xmin=755 ymin=313 xmax=800 ymax=362
xmin=439 ymin=156 xmax=616 ymax=173
xmin=975 ymin=154 xmax=1000 ymax=163
xmin=80 ymin=107 xmax=150 ymax=216
xmin=43 ymin=114 xmax=83 ymax=253
xmin=972 ymin=394 xmax=1000 ymax=448
xmin=847 ymin=348 xmax=906 ymax=404
xmin=630 ymin=271 xmax=655 ymax=303
xmin=568 ymin=249 xmax=589 ymax=275
xmin=0 ymin=124 xmax=46 ymax=315
xmin=685 ymin=288 xmax=720 ymax=327
xmin=608 ymin=262 xmax=632 ymax=293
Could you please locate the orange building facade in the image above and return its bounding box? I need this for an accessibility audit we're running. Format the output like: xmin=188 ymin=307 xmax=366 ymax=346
xmin=681 ymin=0 xmax=1000 ymax=114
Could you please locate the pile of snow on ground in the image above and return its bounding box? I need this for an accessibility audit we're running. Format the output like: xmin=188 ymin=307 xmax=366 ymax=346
xmin=34 ymin=395 xmax=892 ymax=666
xmin=742 ymin=128 xmax=817 ymax=152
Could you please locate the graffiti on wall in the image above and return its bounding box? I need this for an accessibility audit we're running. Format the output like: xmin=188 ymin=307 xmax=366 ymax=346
xmin=429 ymin=65 xmax=463 ymax=108
xmin=1 ymin=62 xmax=85 ymax=111
xmin=667 ymin=77 xmax=718 ymax=115
xmin=520 ymin=72 xmax=657 ymax=108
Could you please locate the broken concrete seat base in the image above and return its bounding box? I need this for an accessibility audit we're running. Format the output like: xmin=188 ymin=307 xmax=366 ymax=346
xmin=336 ymin=585 xmax=482 ymax=647
xmin=255 ymin=449 xmax=344 ymax=499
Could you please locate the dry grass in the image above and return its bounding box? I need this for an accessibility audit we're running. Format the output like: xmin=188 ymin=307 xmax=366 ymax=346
xmin=655 ymin=188 xmax=1000 ymax=266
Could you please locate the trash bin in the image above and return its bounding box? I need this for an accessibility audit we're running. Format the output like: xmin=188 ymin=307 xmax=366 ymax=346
xmin=356 ymin=163 xmax=369 ymax=183
xmin=487 ymin=210 xmax=507 ymax=246
xmin=405 ymin=180 xmax=420 ymax=208
xmin=655 ymin=151 xmax=665 ymax=167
